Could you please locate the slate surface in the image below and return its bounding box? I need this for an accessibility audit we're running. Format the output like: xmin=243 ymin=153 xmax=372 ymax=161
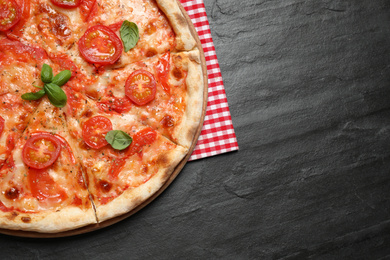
xmin=1 ymin=0 xmax=390 ymax=259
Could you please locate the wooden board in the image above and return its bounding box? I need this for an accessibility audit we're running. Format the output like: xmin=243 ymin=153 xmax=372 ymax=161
xmin=0 ymin=1 xmax=208 ymax=238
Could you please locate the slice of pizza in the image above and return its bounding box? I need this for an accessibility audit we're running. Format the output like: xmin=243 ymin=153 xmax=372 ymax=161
xmin=63 ymin=89 xmax=188 ymax=222
xmin=0 ymin=0 xmax=102 ymax=92
xmin=0 ymin=98 xmax=97 ymax=233
xmin=88 ymin=50 xmax=205 ymax=148
xmin=0 ymin=37 xmax=53 ymax=168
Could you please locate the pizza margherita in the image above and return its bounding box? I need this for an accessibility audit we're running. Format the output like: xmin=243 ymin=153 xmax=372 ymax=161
xmin=0 ymin=0 xmax=205 ymax=234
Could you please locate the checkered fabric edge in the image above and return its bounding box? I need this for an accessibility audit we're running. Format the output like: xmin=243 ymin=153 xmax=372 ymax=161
xmin=179 ymin=0 xmax=239 ymax=161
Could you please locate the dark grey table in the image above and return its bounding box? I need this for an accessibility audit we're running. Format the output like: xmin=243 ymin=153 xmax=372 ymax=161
xmin=1 ymin=0 xmax=390 ymax=259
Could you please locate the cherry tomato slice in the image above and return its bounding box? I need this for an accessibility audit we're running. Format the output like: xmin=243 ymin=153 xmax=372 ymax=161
xmin=0 ymin=116 xmax=4 ymax=137
xmin=0 ymin=0 xmax=21 ymax=32
xmin=125 ymin=70 xmax=157 ymax=106
xmin=50 ymin=0 xmax=80 ymax=9
xmin=82 ymin=116 xmax=112 ymax=149
xmin=78 ymin=25 xmax=123 ymax=65
xmin=22 ymin=133 xmax=61 ymax=169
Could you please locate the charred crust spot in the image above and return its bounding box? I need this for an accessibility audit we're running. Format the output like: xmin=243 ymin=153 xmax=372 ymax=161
xmin=6 ymin=211 xmax=18 ymax=220
xmin=5 ymin=187 xmax=20 ymax=200
xmin=171 ymin=67 xmax=183 ymax=80
xmin=156 ymin=154 xmax=169 ymax=168
xmin=81 ymin=109 xmax=93 ymax=118
xmin=98 ymin=180 xmax=112 ymax=193
xmin=174 ymin=54 xmax=183 ymax=63
xmin=145 ymin=48 xmax=157 ymax=58
xmin=21 ymin=216 xmax=31 ymax=223
xmin=174 ymin=13 xmax=187 ymax=28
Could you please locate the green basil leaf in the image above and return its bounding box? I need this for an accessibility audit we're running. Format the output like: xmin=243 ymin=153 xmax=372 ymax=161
xmin=21 ymin=89 xmax=46 ymax=101
xmin=41 ymin=64 xmax=53 ymax=83
xmin=52 ymin=70 xmax=72 ymax=87
xmin=120 ymin=21 xmax=139 ymax=52
xmin=44 ymin=83 xmax=67 ymax=108
xmin=105 ymin=130 xmax=133 ymax=150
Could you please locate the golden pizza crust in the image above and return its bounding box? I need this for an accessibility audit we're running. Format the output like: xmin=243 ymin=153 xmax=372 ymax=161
xmin=171 ymin=49 xmax=205 ymax=148
xmin=156 ymin=0 xmax=197 ymax=51
xmin=95 ymin=145 xmax=188 ymax=222
xmin=0 ymin=207 xmax=96 ymax=233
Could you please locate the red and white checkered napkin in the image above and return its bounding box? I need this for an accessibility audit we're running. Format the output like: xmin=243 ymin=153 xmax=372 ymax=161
xmin=179 ymin=0 xmax=239 ymax=161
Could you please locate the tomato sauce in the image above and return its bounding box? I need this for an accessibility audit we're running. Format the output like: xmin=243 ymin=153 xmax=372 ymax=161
xmin=28 ymin=168 xmax=68 ymax=204
xmin=155 ymin=52 xmax=171 ymax=93
xmin=0 ymin=39 xmax=48 ymax=66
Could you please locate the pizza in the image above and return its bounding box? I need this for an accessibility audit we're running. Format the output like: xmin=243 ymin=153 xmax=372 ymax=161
xmin=0 ymin=0 xmax=205 ymax=234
